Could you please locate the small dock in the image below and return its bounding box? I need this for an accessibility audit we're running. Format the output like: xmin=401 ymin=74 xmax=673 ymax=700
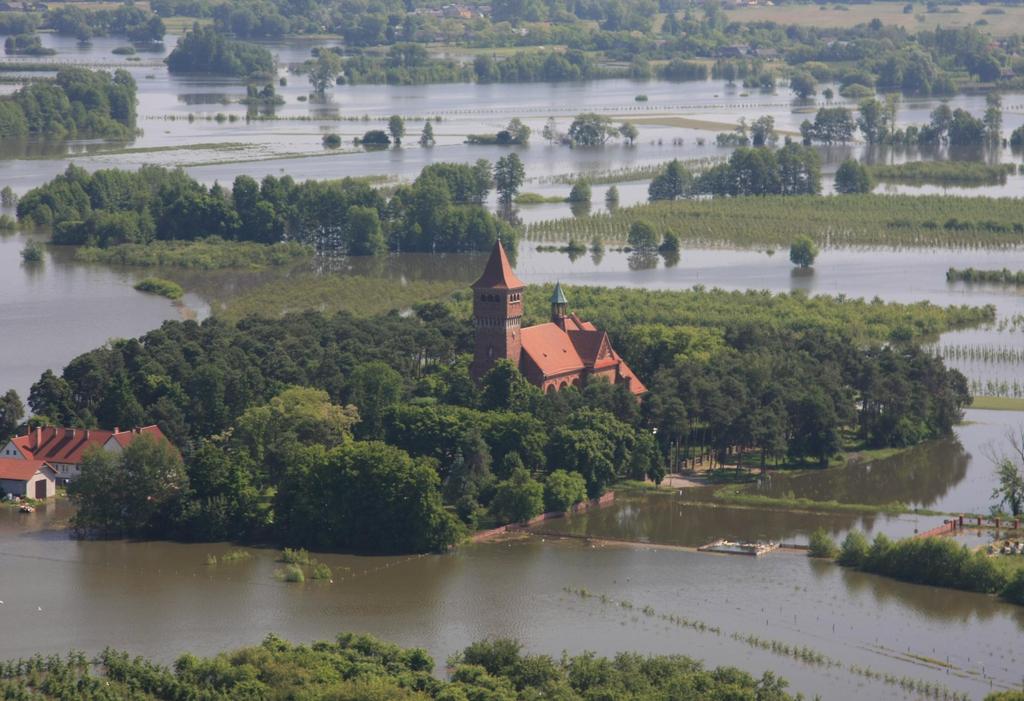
xmin=697 ymin=539 xmax=779 ymax=557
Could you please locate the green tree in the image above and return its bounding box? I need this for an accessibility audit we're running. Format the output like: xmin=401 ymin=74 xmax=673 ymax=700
xmin=808 ymin=528 xmax=838 ymax=558
xmin=834 ymin=159 xmax=873 ymax=194
xmin=618 ymin=121 xmax=638 ymax=145
xmin=347 ymin=205 xmax=386 ymax=255
xmin=419 ymin=120 xmax=435 ymax=147
xmin=69 ymin=435 xmax=187 ymax=537
xmin=493 ymin=153 xmax=524 ymax=205
xmin=309 ymin=51 xmax=342 ymax=96
xmin=568 ymin=112 xmax=614 ymax=146
xmin=567 ymin=180 xmax=591 ymax=203
xmin=628 ymin=220 xmax=660 ymax=252
xmin=490 ymin=467 xmax=544 ymax=523
xmin=0 ymin=389 xmax=23 ymax=442
xmin=837 ymin=530 xmax=869 ymax=567
xmin=789 ymin=72 xmax=816 ymax=99
xmin=543 ymin=469 xmax=587 ymax=512
xmin=647 ymin=159 xmax=692 ymax=200
xmin=789 ymin=235 xmax=818 ymax=268
xmin=388 ymin=114 xmax=405 ymax=145
xmin=991 ymin=434 xmax=1024 ymax=516
xmin=348 ymin=361 xmax=404 ymax=439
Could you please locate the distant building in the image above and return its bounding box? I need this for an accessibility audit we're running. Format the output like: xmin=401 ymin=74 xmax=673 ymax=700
xmin=2 ymin=425 xmax=171 ymax=484
xmin=469 ymin=240 xmax=646 ymax=396
xmin=0 ymin=459 xmax=56 ymax=500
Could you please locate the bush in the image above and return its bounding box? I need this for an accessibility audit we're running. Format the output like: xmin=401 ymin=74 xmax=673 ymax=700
xmin=277 ymin=564 xmax=305 ymax=583
xmin=567 ymin=180 xmax=591 ymax=204
xmin=544 ymin=469 xmax=587 ymax=513
xmin=322 ymin=133 xmax=341 ymax=148
xmin=359 ymin=130 xmax=390 ymax=146
xmin=1002 ymin=569 xmax=1024 ymax=605
xmin=20 ymin=240 xmax=43 ymax=262
xmin=837 ymin=530 xmax=869 ymax=567
xmin=789 ymin=235 xmax=818 ymax=268
xmin=834 ymin=159 xmax=873 ymax=194
xmin=133 ymin=277 xmax=183 ymax=299
xmin=808 ymin=528 xmax=838 ymax=558
xmin=628 ymin=221 xmax=659 ymax=252
xmin=490 ymin=468 xmax=543 ymax=524
xmin=311 ymin=562 xmax=332 ymax=580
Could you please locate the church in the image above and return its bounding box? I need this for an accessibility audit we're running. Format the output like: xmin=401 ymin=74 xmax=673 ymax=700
xmin=469 ymin=240 xmax=646 ymax=396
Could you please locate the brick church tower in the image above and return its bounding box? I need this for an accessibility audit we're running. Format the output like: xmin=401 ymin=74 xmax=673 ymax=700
xmin=470 ymin=240 xmax=525 ymax=382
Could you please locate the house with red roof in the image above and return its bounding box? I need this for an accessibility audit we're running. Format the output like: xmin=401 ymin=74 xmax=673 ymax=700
xmin=1 ymin=425 xmax=170 ymax=485
xmin=0 ymin=459 xmax=56 ymax=500
xmin=469 ymin=241 xmax=646 ymax=396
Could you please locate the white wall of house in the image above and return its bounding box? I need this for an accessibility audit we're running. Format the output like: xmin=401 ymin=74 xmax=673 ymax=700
xmin=0 ymin=472 xmax=54 ymax=499
xmin=1 ymin=441 xmax=23 ymax=458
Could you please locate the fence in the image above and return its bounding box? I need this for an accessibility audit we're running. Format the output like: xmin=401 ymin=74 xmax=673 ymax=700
xmin=470 ymin=491 xmax=616 ymax=543
xmin=913 ymin=515 xmax=1022 ymax=540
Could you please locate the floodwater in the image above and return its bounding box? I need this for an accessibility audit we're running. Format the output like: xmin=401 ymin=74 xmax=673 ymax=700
xmin=1 ymin=503 xmax=1023 ymax=701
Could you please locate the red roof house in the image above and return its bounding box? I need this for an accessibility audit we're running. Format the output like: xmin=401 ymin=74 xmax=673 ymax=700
xmin=469 ymin=241 xmax=646 ymax=396
xmin=0 ymin=458 xmax=56 ymax=499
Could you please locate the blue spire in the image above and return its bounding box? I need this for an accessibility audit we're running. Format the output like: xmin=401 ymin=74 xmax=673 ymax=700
xmin=550 ymin=281 xmax=568 ymax=305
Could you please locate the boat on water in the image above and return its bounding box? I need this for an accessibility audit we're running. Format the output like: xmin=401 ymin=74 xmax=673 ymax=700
xmin=697 ymin=539 xmax=778 ymax=557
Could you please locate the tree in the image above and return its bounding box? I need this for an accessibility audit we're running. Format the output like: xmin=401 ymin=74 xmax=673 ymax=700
xmin=789 ymin=235 xmax=818 ymax=268
xmin=618 ymin=121 xmax=638 ymax=145
xmin=388 ymin=115 xmax=405 ymax=146
xmin=789 ymin=72 xmax=816 ymax=99
xmin=984 ymin=92 xmax=1002 ymax=144
xmin=0 ymin=389 xmax=23 ymax=442
xmin=490 ymin=467 xmax=543 ymax=523
xmin=857 ymin=98 xmax=887 ymax=144
xmin=567 ymin=180 xmax=591 ymax=203
xmin=991 ymin=432 xmax=1024 ymax=516
xmin=750 ymin=116 xmax=776 ymax=147
xmin=309 ymin=51 xmax=342 ymax=96
xmin=834 ymin=159 xmax=873 ymax=194
xmin=647 ymin=160 xmax=692 ymax=200
xmin=808 ymin=528 xmax=838 ymax=558
xmin=419 ymin=121 xmax=435 ymax=147
xmin=605 ymin=185 xmax=619 ymax=210
xmin=69 ymin=435 xmax=187 ymax=537
xmin=542 ymin=117 xmax=559 ymax=144
xmin=493 ymin=154 xmax=524 ymax=205
xmin=543 ymin=469 xmax=587 ymax=513
xmin=568 ymin=113 xmax=614 ymax=146
xmin=347 ymin=205 xmax=386 ymax=255
xmin=628 ymin=221 xmax=659 ymax=252
xmin=348 ymin=361 xmax=404 ymax=439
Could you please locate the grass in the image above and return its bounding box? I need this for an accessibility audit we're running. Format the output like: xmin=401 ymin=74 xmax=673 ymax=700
xmin=971 ymin=396 xmax=1024 ymax=411
xmin=515 ymin=192 xmax=566 ymax=204
xmin=708 ymin=487 xmax=923 ymax=515
xmin=134 ymin=277 xmax=184 ymax=300
xmin=868 ymin=161 xmax=1016 ymax=186
xmin=525 ymin=194 xmax=1024 ymax=249
xmin=75 ymin=240 xmax=312 ymax=270
xmin=217 ymin=274 xmax=462 ymax=322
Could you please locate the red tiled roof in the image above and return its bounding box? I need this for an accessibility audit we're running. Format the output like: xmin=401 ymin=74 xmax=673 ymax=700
xmin=472 ymin=240 xmax=525 ymax=290
xmin=615 ymin=357 xmax=648 ymax=395
xmin=12 ymin=427 xmax=113 ymax=464
xmin=521 ymin=323 xmax=585 ymax=376
xmin=107 ymin=425 xmax=168 ymax=450
xmin=0 ymin=458 xmax=54 ymax=482
xmin=567 ymin=329 xmax=612 ymax=368
xmin=12 ymin=425 xmax=170 ymax=464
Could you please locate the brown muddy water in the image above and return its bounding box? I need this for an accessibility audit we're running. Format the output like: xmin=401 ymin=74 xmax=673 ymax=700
xmin=1 ymin=500 xmax=1023 ymax=701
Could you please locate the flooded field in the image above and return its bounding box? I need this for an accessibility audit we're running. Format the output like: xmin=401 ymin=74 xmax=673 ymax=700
xmin=1 ymin=502 xmax=1023 ymax=701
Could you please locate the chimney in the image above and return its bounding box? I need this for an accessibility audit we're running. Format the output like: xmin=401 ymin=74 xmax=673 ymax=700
xmin=114 ymin=426 xmax=120 ymax=434
xmin=34 ymin=426 xmax=41 ymax=449
xmin=85 ymin=430 xmax=90 ymax=440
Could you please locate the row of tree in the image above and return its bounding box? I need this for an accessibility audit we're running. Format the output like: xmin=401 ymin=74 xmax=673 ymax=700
xmin=17 ymin=161 xmax=517 ymax=255
xmin=0 ymin=68 xmax=136 ymax=140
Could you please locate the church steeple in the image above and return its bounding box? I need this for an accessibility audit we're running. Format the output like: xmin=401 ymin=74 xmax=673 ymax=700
xmin=470 ymin=240 xmax=524 ymax=382
xmin=550 ymin=281 xmax=568 ymax=322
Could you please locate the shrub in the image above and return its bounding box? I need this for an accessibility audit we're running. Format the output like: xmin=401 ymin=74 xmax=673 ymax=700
xmin=490 ymin=468 xmax=543 ymax=524
xmin=133 ymin=277 xmax=183 ymax=300
xmin=280 ymin=547 xmax=312 ymax=565
xmin=567 ymin=180 xmax=591 ymax=204
xmin=808 ymin=528 xmax=838 ymax=558
xmin=544 ymin=469 xmax=587 ymax=513
xmin=277 ymin=564 xmax=305 ymax=583
xmin=789 ymin=236 xmax=818 ymax=268
xmin=322 ymin=133 xmax=341 ymax=148
xmin=311 ymin=562 xmax=332 ymax=580
xmin=20 ymin=240 xmax=43 ymax=262
xmin=837 ymin=530 xmax=869 ymax=567
xmin=1002 ymin=568 xmax=1024 ymax=605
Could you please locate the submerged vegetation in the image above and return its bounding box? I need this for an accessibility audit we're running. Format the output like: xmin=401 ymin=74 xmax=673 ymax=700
xmin=0 ymin=632 xmax=799 ymax=700
xmin=527 ymin=194 xmax=1024 ymax=249
xmin=133 ymin=277 xmax=183 ymax=300
xmin=75 ymin=239 xmax=311 ymax=270
xmin=947 ymin=267 xmax=1024 ymax=285
xmin=868 ymin=161 xmax=1016 ymax=186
